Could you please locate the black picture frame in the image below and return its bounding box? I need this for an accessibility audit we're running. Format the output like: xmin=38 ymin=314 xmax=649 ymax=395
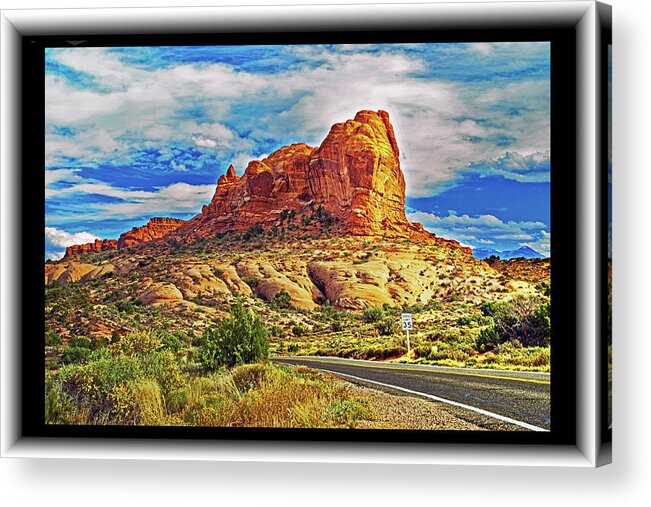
xmin=1 ymin=1 xmax=612 ymax=466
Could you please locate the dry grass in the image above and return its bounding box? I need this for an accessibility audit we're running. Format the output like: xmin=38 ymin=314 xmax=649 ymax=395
xmin=169 ymin=363 xmax=372 ymax=428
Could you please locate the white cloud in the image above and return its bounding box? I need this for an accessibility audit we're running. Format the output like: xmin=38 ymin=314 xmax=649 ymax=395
xmin=46 ymin=125 xmax=128 ymax=167
xmin=47 ymin=251 xmax=66 ymax=261
xmin=53 ymin=48 xmax=144 ymax=87
xmin=525 ymin=230 xmax=551 ymax=257
xmin=470 ymin=150 xmax=551 ymax=182
xmin=46 ymin=178 xmax=216 ymax=222
xmin=494 ymin=233 xmax=533 ymax=240
xmin=407 ymin=211 xmax=544 ymax=231
xmin=469 ymin=43 xmax=493 ymax=56
xmin=45 ymin=168 xmax=82 ymax=186
xmin=170 ymin=161 xmax=187 ymax=171
xmin=191 ymin=134 xmax=219 ymax=149
xmin=45 ymin=226 xmax=98 ymax=248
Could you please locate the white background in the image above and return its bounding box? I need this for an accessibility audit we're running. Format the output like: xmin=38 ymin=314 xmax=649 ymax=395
xmin=1 ymin=0 xmax=647 ymax=505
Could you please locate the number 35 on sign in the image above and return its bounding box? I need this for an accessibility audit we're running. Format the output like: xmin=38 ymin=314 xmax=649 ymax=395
xmin=401 ymin=313 xmax=413 ymax=330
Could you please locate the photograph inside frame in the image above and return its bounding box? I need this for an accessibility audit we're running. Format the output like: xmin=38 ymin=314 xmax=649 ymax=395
xmin=43 ymin=41 xmax=552 ymax=432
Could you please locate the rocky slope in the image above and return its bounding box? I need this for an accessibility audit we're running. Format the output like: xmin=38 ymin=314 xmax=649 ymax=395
xmin=117 ymin=217 xmax=185 ymax=249
xmin=46 ymin=235 xmax=510 ymax=311
xmin=484 ymin=257 xmax=551 ymax=286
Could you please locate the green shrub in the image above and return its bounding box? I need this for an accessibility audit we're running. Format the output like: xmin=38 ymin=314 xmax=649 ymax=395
xmin=477 ymin=315 xmax=493 ymax=326
xmin=314 ymin=205 xmax=334 ymax=227
xmin=69 ymin=336 xmax=92 ymax=349
xmin=292 ymin=324 xmax=306 ymax=336
xmin=45 ymin=372 xmax=75 ymax=424
xmin=318 ymin=301 xmax=338 ymax=320
xmin=480 ymin=295 xmax=551 ymax=347
xmin=331 ymin=319 xmax=345 ymax=332
xmin=199 ymin=300 xmax=269 ymax=370
xmin=425 ymin=300 xmax=443 ymax=311
xmin=325 ymin=399 xmax=370 ymax=427
xmin=243 ymin=224 xmax=264 ymax=240
xmin=375 ymin=316 xmax=397 ymax=336
xmin=45 ymin=330 xmax=62 ymax=346
xmin=492 ymin=342 xmax=551 ymax=369
xmin=401 ymin=302 xmax=424 ymax=314
xmin=358 ymin=346 xmax=406 ymax=360
xmin=91 ymin=337 xmax=110 ymax=350
xmin=161 ymin=332 xmax=183 ymax=353
xmin=411 ymin=304 xmax=424 ymax=314
xmin=269 ymin=324 xmax=285 ymax=338
xmin=114 ymin=330 xmax=163 ymax=355
xmin=456 ymin=315 xmax=474 ymax=326
xmin=362 ymin=306 xmax=385 ymax=323
xmin=476 ymin=324 xmax=500 ymax=352
xmin=271 ymin=290 xmax=293 ymax=310
xmin=49 ymin=346 xmax=185 ymax=424
xmin=60 ymin=346 xmax=92 ymax=365
xmin=532 ymin=300 xmax=551 ymax=346
xmin=116 ymin=300 xmax=140 ymax=314
xmin=244 ymin=276 xmax=260 ymax=288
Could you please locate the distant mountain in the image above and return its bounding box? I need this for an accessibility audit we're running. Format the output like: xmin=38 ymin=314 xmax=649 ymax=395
xmin=473 ymin=246 xmax=544 ymax=260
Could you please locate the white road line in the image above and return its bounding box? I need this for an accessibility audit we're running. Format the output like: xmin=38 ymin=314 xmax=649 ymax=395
xmin=317 ymin=367 xmax=549 ymax=432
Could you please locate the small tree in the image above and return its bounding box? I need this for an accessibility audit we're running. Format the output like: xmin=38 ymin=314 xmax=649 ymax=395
xmin=200 ymin=300 xmax=269 ymax=370
xmin=479 ymin=295 xmax=550 ymax=348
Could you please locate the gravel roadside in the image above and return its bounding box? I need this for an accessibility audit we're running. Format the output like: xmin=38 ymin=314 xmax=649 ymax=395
xmin=332 ymin=376 xmax=527 ymax=431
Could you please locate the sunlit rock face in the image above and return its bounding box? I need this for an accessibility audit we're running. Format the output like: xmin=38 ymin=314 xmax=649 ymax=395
xmin=185 ymin=110 xmax=433 ymax=241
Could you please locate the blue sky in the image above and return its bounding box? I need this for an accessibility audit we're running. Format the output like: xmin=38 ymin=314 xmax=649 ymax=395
xmin=44 ymin=42 xmax=550 ymax=259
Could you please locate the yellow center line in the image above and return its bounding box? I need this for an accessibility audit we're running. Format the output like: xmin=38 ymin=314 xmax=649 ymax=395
xmin=277 ymin=357 xmax=550 ymax=385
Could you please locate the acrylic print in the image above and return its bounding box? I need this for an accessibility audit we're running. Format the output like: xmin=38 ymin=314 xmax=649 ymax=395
xmin=44 ymin=43 xmax=551 ymax=431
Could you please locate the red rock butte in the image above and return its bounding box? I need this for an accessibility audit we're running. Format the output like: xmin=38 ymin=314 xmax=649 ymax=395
xmin=63 ymin=110 xmax=469 ymax=258
xmin=180 ymin=109 xmax=432 ymax=241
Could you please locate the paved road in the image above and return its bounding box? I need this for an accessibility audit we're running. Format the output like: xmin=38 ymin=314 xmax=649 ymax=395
xmin=273 ymin=356 xmax=550 ymax=431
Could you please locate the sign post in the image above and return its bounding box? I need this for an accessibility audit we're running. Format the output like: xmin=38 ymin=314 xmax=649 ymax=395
xmin=401 ymin=313 xmax=413 ymax=359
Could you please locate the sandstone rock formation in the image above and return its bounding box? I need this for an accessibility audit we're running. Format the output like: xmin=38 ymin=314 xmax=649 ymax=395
xmin=181 ymin=110 xmax=432 ymax=241
xmin=138 ymin=282 xmax=184 ymax=306
xmin=64 ymin=217 xmax=185 ymax=258
xmin=117 ymin=217 xmax=185 ymax=249
xmin=45 ymin=261 xmax=115 ymax=284
xmin=64 ymin=239 xmax=118 ymax=258
xmin=45 ymin=236 xmax=506 ymax=311
xmin=235 ymin=258 xmax=323 ymax=310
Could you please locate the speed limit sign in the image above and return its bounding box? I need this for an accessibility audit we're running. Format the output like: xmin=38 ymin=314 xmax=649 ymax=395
xmin=401 ymin=313 xmax=413 ymax=330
